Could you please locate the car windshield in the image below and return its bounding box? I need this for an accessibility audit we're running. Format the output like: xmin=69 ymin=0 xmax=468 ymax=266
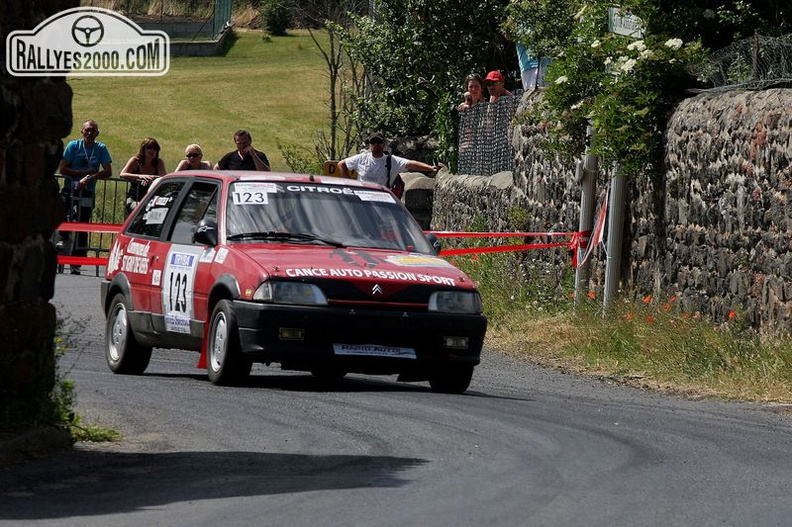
xmin=225 ymin=181 xmax=434 ymax=253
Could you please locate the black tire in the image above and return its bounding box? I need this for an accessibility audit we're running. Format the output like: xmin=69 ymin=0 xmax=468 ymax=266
xmin=428 ymin=364 xmax=474 ymax=394
xmin=106 ymin=293 xmax=152 ymax=374
xmin=207 ymin=299 xmax=252 ymax=386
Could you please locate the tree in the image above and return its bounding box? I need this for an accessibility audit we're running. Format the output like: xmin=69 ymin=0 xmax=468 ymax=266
xmin=283 ymin=0 xmax=367 ymax=165
xmin=339 ymin=0 xmax=516 ymax=143
xmin=503 ymin=0 xmax=789 ymax=175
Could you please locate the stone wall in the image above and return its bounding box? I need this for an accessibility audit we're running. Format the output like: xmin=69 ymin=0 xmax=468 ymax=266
xmin=665 ymin=89 xmax=792 ymax=330
xmin=432 ymin=88 xmax=792 ymax=332
xmin=1 ymin=0 xmax=76 ymax=432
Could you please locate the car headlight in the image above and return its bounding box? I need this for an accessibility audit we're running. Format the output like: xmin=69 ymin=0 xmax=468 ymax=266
xmin=428 ymin=290 xmax=482 ymax=314
xmin=253 ymin=281 xmax=328 ymax=306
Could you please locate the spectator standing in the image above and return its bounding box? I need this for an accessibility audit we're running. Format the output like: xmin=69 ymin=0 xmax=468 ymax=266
xmin=485 ymin=70 xmax=512 ymax=102
xmin=175 ymin=143 xmax=212 ymax=171
xmin=120 ymin=137 xmax=167 ymax=216
xmin=214 ymin=130 xmax=270 ymax=171
xmin=338 ymin=133 xmax=443 ymax=197
xmin=457 ymin=73 xmax=486 ymax=111
xmin=57 ymin=119 xmax=112 ymax=275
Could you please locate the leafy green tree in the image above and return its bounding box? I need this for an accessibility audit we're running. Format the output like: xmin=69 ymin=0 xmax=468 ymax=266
xmin=338 ymin=0 xmax=516 ymax=158
xmin=259 ymin=0 xmax=294 ymax=35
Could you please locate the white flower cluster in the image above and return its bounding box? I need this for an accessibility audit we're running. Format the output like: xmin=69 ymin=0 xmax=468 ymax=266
xmin=665 ymin=38 xmax=683 ymax=50
xmin=627 ymin=40 xmax=646 ymax=52
xmin=620 ymin=58 xmax=637 ymax=73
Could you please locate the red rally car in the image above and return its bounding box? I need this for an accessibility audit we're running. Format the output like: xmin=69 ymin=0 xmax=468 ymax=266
xmin=101 ymin=171 xmax=487 ymax=393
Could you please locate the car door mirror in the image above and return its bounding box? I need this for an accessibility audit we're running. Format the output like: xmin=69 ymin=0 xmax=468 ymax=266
xmin=193 ymin=218 xmax=218 ymax=246
xmin=425 ymin=232 xmax=441 ymax=255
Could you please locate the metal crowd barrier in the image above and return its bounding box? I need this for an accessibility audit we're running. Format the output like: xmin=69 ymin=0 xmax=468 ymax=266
xmin=54 ymin=175 xmax=130 ymax=276
xmin=457 ymin=90 xmax=523 ymax=177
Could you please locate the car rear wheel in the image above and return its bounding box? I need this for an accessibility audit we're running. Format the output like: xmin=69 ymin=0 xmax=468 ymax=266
xmin=207 ymin=299 xmax=252 ymax=386
xmin=106 ymin=293 xmax=152 ymax=374
xmin=428 ymin=364 xmax=474 ymax=394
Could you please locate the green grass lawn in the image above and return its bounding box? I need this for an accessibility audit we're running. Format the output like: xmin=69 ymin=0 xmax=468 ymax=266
xmin=68 ymin=29 xmax=331 ymax=172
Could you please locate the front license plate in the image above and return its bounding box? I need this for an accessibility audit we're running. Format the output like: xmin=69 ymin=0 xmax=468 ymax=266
xmin=333 ymin=344 xmax=417 ymax=359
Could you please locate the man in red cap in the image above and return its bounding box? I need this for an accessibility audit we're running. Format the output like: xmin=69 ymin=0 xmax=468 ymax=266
xmin=485 ymin=70 xmax=512 ymax=102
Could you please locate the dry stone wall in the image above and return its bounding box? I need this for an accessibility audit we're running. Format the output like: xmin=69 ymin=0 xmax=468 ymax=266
xmin=1 ymin=0 xmax=76 ymax=431
xmin=432 ymin=88 xmax=792 ymax=332
xmin=666 ymin=89 xmax=792 ymax=330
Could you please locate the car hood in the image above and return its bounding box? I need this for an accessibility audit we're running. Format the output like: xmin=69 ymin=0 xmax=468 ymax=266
xmin=230 ymin=244 xmax=475 ymax=290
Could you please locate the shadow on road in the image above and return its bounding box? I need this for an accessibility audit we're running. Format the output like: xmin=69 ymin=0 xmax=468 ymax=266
xmin=0 ymin=450 xmax=426 ymax=520
xmin=140 ymin=371 xmax=533 ymax=401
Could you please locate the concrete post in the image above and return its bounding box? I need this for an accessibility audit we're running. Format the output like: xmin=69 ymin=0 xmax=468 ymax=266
xmin=603 ymin=166 xmax=626 ymax=310
xmin=574 ymin=125 xmax=598 ymax=307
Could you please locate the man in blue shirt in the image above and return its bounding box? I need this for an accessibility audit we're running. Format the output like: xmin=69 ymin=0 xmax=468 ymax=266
xmin=57 ymin=119 xmax=113 ymax=274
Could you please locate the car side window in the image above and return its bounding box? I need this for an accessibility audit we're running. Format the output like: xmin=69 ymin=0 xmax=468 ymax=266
xmin=168 ymin=182 xmax=219 ymax=245
xmin=126 ymin=181 xmax=184 ymax=239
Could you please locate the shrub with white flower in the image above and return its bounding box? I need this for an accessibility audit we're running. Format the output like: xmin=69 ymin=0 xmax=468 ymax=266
xmin=665 ymin=38 xmax=684 ymax=50
xmin=504 ymin=0 xmax=707 ymax=176
xmin=627 ymin=40 xmax=646 ymax=52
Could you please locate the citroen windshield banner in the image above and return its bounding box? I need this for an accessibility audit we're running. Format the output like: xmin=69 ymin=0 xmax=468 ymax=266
xmin=6 ymin=7 xmax=170 ymax=77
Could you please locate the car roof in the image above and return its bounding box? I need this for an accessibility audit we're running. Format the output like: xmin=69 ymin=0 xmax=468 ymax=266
xmin=160 ymin=170 xmax=385 ymax=190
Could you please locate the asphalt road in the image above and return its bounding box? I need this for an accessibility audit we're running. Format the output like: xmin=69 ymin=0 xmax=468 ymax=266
xmin=2 ymin=271 xmax=792 ymax=526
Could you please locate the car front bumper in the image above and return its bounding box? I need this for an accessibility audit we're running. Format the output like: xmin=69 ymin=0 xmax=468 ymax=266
xmin=233 ymin=300 xmax=486 ymax=372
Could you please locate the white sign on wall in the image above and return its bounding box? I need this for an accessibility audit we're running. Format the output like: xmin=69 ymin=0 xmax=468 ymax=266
xmin=608 ymin=7 xmax=645 ymax=39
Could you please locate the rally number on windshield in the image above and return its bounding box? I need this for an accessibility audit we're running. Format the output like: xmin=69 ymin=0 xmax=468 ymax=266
xmin=162 ymin=247 xmax=203 ymax=334
xmin=231 ymin=183 xmax=278 ymax=205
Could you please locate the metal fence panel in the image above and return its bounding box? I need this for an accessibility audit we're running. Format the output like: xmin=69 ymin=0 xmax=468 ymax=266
xmin=458 ymin=91 xmax=522 ymax=177
xmin=54 ymin=175 xmax=130 ymax=275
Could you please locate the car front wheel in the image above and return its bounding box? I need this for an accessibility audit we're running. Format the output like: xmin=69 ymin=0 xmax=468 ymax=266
xmin=106 ymin=293 xmax=152 ymax=374
xmin=428 ymin=364 xmax=474 ymax=394
xmin=207 ymin=299 xmax=252 ymax=386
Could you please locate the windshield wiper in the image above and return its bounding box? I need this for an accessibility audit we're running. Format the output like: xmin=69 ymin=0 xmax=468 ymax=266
xmin=227 ymin=231 xmax=346 ymax=247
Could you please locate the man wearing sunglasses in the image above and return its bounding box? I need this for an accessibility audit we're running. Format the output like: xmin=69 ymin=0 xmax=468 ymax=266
xmin=485 ymin=70 xmax=512 ymax=102
xmin=338 ymin=133 xmax=442 ymax=198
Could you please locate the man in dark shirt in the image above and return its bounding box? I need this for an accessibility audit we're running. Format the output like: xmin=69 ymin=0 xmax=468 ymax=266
xmin=214 ymin=130 xmax=271 ymax=171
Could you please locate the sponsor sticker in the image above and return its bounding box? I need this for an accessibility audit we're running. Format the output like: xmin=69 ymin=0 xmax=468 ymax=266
xmin=199 ymin=248 xmax=216 ymax=263
xmin=107 ymin=240 xmax=122 ymax=273
xmin=386 ymin=254 xmax=454 ymax=268
xmin=355 ymin=190 xmax=396 ymax=203
xmin=215 ymin=247 xmax=229 ymax=264
xmin=145 ymin=207 xmax=168 ymax=225
xmin=333 ymin=344 xmax=417 ymax=359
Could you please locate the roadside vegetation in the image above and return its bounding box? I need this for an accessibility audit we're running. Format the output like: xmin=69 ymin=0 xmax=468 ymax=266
xmin=450 ymin=249 xmax=792 ymax=403
xmin=52 ymin=320 xmax=121 ymax=442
